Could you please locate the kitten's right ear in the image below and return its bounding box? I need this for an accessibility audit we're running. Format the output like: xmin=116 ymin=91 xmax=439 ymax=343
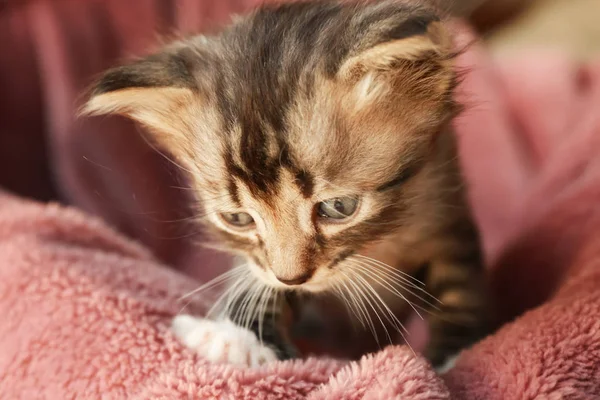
xmin=81 ymin=49 xmax=199 ymax=142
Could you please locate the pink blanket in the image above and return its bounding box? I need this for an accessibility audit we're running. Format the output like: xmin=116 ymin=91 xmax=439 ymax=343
xmin=2 ymin=2 xmax=600 ymax=399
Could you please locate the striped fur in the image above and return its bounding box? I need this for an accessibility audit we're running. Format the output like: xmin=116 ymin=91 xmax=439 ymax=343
xmin=83 ymin=0 xmax=492 ymax=366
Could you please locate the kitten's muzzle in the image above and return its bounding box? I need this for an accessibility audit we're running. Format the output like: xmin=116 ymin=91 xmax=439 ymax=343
xmin=276 ymin=271 xmax=313 ymax=286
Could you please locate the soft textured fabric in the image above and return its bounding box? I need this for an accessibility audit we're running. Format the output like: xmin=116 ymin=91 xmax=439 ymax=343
xmin=0 ymin=190 xmax=450 ymax=399
xmin=1 ymin=1 xmax=600 ymax=399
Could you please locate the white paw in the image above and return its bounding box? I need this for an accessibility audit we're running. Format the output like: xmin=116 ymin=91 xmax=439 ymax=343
xmin=435 ymin=354 xmax=460 ymax=374
xmin=171 ymin=315 xmax=278 ymax=367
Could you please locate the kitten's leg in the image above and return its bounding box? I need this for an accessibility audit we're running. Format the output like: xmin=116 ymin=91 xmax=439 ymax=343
xmin=422 ymin=255 xmax=492 ymax=368
xmin=241 ymin=293 xmax=299 ymax=360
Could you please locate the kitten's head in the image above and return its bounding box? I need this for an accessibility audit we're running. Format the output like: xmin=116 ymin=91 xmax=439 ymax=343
xmin=83 ymin=0 xmax=459 ymax=291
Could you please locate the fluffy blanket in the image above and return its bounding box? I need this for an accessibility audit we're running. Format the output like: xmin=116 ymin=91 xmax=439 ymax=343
xmin=1 ymin=1 xmax=600 ymax=399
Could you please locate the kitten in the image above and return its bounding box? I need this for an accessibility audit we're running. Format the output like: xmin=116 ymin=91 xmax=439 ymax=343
xmin=83 ymin=0 xmax=492 ymax=368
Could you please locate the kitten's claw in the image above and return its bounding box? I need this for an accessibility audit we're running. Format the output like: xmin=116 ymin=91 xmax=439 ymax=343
xmin=171 ymin=315 xmax=278 ymax=367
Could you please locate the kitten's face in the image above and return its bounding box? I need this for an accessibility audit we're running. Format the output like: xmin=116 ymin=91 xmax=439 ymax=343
xmin=83 ymin=0 xmax=458 ymax=291
xmin=196 ymin=76 xmax=448 ymax=291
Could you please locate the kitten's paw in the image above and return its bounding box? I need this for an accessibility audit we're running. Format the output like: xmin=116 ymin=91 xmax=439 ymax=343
xmin=171 ymin=315 xmax=278 ymax=367
xmin=434 ymin=354 xmax=459 ymax=374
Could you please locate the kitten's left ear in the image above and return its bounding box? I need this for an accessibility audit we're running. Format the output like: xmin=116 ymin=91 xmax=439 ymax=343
xmin=338 ymin=11 xmax=455 ymax=102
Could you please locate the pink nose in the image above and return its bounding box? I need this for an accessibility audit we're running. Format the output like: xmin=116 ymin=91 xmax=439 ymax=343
xmin=276 ymin=272 xmax=312 ymax=286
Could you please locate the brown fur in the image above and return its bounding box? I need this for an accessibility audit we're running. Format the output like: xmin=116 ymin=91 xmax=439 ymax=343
xmin=82 ymin=0 xmax=491 ymax=366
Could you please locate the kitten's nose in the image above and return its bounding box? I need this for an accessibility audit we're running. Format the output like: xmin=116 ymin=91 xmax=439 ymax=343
xmin=276 ymin=272 xmax=312 ymax=286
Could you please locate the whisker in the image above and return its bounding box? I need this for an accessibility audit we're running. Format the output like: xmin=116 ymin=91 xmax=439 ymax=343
xmin=332 ymin=280 xmax=366 ymax=330
xmin=230 ymin=282 xmax=256 ymax=325
xmin=82 ymin=155 xmax=115 ymax=172
xmin=339 ymin=271 xmax=378 ymax=343
xmin=146 ymin=219 xmax=220 ymax=240
xmin=354 ymin=255 xmax=426 ymax=287
xmin=350 ymin=261 xmax=425 ymax=320
xmin=354 ymin=256 xmax=443 ymax=307
xmin=352 ymin=259 xmax=419 ymax=290
xmin=344 ymin=271 xmax=391 ymax=344
xmin=350 ymin=270 xmax=406 ymax=338
xmin=197 ymin=242 xmax=233 ymax=253
xmin=257 ymin=286 xmax=273 ymax=342
xmin=350 ymin=260 xmax=441 ymax=312
xmin=228 ymin=278 xmax=258 ymax=324
xmin=170 ymin=185 xmax=197 ymax=192
xmin=178 ymin=265 xmax=246 ymax=301
xmin=207 ymin=273 xmax=253 ymax=319
xmin=243 ymin=285 xmax=264 ymax=330
xmin=354 ymin=256 xmax=443 ymax=305
xmin=199 ymin=193 xmax=237 ymax=203
xmin=231 ymin=286 xmax=252 ymax=325
xmin=341 ymin=277 xmax=375 ymax=334
xmin=351 ymin=271 xmax=416 ymax=357
xmin=189 ymin=210 xmax=221 ymax=223
xmin=271 ymin=291 xmax=280 ymax=327
xmin=155 ymin=215 xmax=203 ymax=224
xmin=136 ymin=124 xmax=195 ymax=175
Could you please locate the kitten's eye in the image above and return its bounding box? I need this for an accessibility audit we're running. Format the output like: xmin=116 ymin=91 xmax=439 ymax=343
xmin=317 ymin=197 xmax=359 ymax=220
xmin=220 ymin=212 xmax=255 ymax=228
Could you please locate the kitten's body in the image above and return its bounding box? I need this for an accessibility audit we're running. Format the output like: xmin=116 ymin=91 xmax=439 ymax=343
xmin=84 ymin=0 xmax=491 ymax=367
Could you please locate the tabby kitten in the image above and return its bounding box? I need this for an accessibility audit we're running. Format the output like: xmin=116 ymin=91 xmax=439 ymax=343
xmin=83 ymin=0 xmax=491 ymax=368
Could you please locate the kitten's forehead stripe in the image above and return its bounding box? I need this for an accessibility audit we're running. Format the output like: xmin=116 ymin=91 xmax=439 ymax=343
xmin=293 ymin=169 xmax=315 ymax=199
xmin=223 ymin=148 xmax=247 ymax=205
xmin=215 ymin=4 xmax=330 ymax=199
xmin=206 ymin=0 xmax=442 ymax=204
xmin=227 ymin=178 xmax=241 ymax=207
